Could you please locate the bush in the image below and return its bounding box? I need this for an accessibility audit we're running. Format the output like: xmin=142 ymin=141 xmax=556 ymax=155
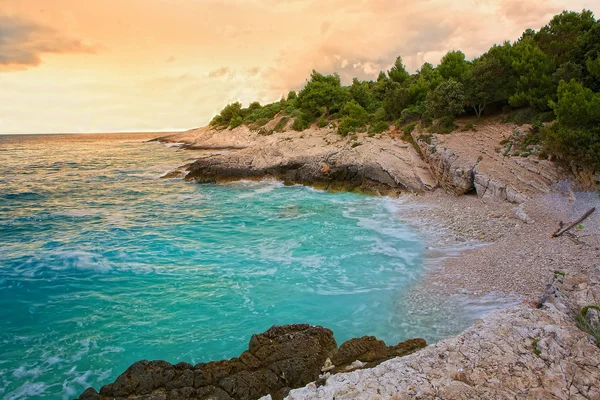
xmin=400 ymin=104 xmax=424 ymax=123
xmin=338 ymin=117 xmax=358 ymax=136
xmin=369 ymin=107 xmax=386 ymax=123
xmin=210 ymin=115 xmax=224 ymax=126
xmin=402 ymin=122 xmax=417 ymax=136
xmin=337 ymin=100 xmax=369 ymax=136
xmin=253 ymin=118 xmax=270 ymax=127
xmin=503 ymin=107 xmax=538 ymax=125
xmin=431 ymin=116 xmax=457 ymax=134
xmin=230 ymin=115 xmax=244 ymax=128
xmin=274 ymin=117 xmax=289 ymax=132
xmin=292 ymin=117 xmax=310 ymax=131
xmin=426 ymin=79 xmax=466 ymax=118
xmin=542 ymin=124 xmax=600 ymax=170
xmin=317 ymin=118 xmax=328 ymax=128
xmin=461 ymin=123 xmax=476 ymax=131
xmin=369 ymin=121 xmax=389 ymax=134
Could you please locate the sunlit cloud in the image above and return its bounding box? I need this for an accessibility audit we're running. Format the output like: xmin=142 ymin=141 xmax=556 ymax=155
xmin=0 ymin=15 xmax=95 ymax=71
xmin=0 ymin=0 xmax=597 ymax=133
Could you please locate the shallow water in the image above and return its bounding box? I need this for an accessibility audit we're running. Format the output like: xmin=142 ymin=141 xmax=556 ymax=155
xmin=0 ymin=133 xmax=467 ymax=399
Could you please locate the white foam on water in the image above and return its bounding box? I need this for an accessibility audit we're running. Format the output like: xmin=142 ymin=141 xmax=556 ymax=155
xmin=97 ymin=346 xmax=125 ymax=357
xmin=53 ymin=250 xmax=113 ymax=274
xmin=12 ymin=366 xmax=42 ymax=380
xmin=236 ymin=180 xmax=285 ymax=198
xmin=4 ymin=382 xmax=48 ymax=400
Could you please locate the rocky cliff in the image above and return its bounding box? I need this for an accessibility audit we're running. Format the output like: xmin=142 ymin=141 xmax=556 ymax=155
xmin=157 ymin=118 xmax=569 ymax=203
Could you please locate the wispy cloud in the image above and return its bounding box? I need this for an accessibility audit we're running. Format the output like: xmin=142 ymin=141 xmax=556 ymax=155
xmin=0 ymin=15 xmax=95 ymax=71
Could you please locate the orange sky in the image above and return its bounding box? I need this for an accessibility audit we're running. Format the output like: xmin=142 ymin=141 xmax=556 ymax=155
xmin=0 ymin=0 xmax=598 ymax=133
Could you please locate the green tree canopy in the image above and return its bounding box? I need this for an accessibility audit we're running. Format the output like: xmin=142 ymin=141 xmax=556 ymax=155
xmin=388 ymin=56 xmax=410 ymax=83
xmin=437 ymin=50 xmax=470 ymax=81
xmin=465 ymin=56 xmax=505 ymax=117
xmin=535 ymin=10 xmax=596 ymax=66
xmin=426 ymin=79 xmax=466 ymax=118
xmin=510 ymin=37 xmax=557 ymax=110
xmin=298 ymin=70 xmax=345 ymax=117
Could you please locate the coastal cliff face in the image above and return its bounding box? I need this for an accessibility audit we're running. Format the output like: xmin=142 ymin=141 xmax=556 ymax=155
xmin=411 ymin=124 xmax=568 ymax=203
xmin=77 ymin=325 xmax=426 ymax=400
xmin=158 ymin=118 xmax=569 ymax=203
xmin=173 ymin=124 xmax=436 ymax=196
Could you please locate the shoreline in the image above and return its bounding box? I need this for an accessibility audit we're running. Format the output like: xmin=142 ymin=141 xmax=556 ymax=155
xmin=78 ymin=126 xmax=600 ymax=399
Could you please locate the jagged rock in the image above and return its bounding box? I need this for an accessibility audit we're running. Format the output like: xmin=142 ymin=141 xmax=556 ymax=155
xmin=413 ymin=124 xmax=567 ymax=203
xmin=77 ymin=324 xmax=426 ymax=400
xmin=331 ymin=336 xmax=426 ymax=373
xmin=157 ymin=124 xmax=436 ymax=195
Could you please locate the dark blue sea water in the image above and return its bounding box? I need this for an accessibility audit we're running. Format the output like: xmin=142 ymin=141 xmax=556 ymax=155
xmin=0 ymin=133 xmax=433 ymax=399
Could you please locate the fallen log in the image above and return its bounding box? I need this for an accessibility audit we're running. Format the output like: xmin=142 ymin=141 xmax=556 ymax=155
xmin=552 ymin=207 xmax=596 ymax=238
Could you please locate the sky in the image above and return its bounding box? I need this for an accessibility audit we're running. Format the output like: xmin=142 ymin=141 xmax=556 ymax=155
xmin=0 ymin=0 xmax=598 ymax=134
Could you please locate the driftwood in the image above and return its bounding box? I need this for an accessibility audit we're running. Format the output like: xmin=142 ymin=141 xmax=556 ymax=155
xmin=552 ymin=207 xmax=596 ymax=238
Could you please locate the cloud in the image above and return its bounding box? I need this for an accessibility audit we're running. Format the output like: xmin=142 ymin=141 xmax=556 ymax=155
xmin=0 ymin=15 xmax=95 ymax=70
xmin=260 ymin=0 xmax=570 ymax=96
xmin=498 ymin=0 xmax=561 ymax=27
xmin=208 ymin=66 xmax=235 ymax=79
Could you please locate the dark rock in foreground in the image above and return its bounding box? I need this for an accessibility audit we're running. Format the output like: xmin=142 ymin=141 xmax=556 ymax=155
xmin=78 ymin=324 xmax=426 ymax=400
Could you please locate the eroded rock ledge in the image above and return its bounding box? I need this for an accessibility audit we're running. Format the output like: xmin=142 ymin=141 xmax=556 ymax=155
xmin=158 ymin=120 xmax=570 ymax=202
xmin=77 ymin=325 xmax=426 ymax=400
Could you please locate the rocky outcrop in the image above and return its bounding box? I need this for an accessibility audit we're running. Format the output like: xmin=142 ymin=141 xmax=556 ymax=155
xmin=77 ymin=325 xmax=426 ymax=400
xmin=285 ymin=268 xmax=600 ymax=400
xmin=158 ymin=121 xmax=569 ymax=202
xmin=412 ymin=124 xmax=567 ymax=203
xmin=159 ymin=124 xmax=436 ymax=195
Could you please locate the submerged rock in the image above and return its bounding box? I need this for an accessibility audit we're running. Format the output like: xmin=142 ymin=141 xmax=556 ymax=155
xmin=77 ymin=324 xmax=426 ymax=400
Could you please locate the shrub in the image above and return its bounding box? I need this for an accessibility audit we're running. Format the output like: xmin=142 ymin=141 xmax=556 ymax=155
xmin=230 ymin=115 xmax=244 ymax=128
xmin=292 ymin=117 xmax=310 ymax=131
xmin=402 ymin=122 xmax=417 ymax=136
xmin=337 ymin=100 xmax=369 ymax=136
xmin=274 ymin=117 xmax=289 ymax=132
xmin=503 ymin=107 xmax=538 ymax=125
xmin=369 ymin=121 xmax=389 ymax=134
xmin=461 ymin=123 xmax=476 ymax=131
xmin=542 ymin=124 xmax=600 ymax=170
xmin=317 ymin=118 xmax=328 ymax=128
xmin=431 ymin=116 xmax=457 ymax=134
xmin=400 ymin=104 xmax=425 ymax=123
xmin=254 ymin=118 xmax=270 ymax=127
xmin=370 ymin=107 xmax=386 ymax=123
xmin=542 ymin=79 xmax=600 ymax=171
xmin=426 ymin=79 xmax=466 ymax=118
xmin=210 ymin=115 xmax=224 ymax=126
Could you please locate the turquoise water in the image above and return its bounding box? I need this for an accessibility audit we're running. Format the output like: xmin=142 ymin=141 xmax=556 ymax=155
xmin=0 ymin=133 xmax=427 ymax=399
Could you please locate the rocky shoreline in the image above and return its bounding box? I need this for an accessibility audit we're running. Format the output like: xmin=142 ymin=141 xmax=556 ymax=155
xmin=77 ymin=326 xmax=426 ymax=400
xmin=79 ymin=120 xmax=600 ymax=399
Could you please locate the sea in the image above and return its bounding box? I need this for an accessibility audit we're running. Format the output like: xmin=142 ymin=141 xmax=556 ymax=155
xmin=0 ymin=133 xmax=484 ymax=399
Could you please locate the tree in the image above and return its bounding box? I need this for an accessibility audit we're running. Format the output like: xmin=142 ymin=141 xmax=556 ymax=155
xmin=298 ymin=70 xmax=346 ymax=118
xmin=425 ymin=79 xmax=466 ymax=118
xmin=416 ymin=62 xmax=443 ymax=90
xmin=388 ymin=56 xmax=410 ymax=84
xmin=349 ymin=78 xmax=377 ymax=112
xmin=338 ymin=100 xmax=369 ymax=136
xmin=535 ymin=10 xmax=596 ymax=66
xmin=437 ymin=50 xmax=470 ymax=81
xmin=382 ymin=82 xmax=409 ymax=120
xmin=545 ymin=79 xmax=600 ymax=170
xmin=465 ymin=56 xmax=505 ymax=118
xmin=509 ymin=38 xmax=556 ymax=110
